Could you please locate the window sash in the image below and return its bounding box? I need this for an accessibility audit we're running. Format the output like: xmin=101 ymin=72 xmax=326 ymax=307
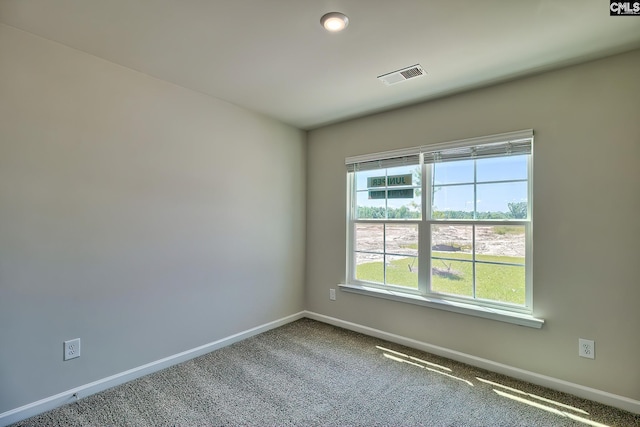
xmin=350 ymin=217 xmax=532 ymax=312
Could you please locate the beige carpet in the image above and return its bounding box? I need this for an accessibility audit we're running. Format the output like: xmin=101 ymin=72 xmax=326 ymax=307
xmin=12 ymin=319 xmax=640 ymax=426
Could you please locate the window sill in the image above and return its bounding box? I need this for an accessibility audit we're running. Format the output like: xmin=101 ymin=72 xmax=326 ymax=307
xmin=339 ymin=283 xmax=544 ymax=329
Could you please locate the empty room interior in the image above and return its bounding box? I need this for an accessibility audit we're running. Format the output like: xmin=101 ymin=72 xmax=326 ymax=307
xmin=1 ymin=1 xmax=639 ymax=425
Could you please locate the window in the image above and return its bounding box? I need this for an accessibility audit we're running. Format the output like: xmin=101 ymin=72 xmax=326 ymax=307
xmin=346 ymin=130 xmax=534 ymax=318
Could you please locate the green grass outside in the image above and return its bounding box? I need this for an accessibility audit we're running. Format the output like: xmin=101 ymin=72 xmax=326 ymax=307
xmin=355 ymin=252 xmax=525 ymax=305
xmin=492 ymin=225 xmax=524 ymax=235
xmin=400 ymin=243 xmax=419 ymax=250
xmin=356 ymin=257 xmax=419 ymax=289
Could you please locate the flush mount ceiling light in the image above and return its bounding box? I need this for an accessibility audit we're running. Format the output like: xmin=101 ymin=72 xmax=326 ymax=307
xmin=321 ymin=12 xmax=349 ymax=32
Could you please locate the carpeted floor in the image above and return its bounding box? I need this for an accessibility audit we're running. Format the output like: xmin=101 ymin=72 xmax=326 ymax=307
xmin=11 ymin=319 xmax=640 ymax=426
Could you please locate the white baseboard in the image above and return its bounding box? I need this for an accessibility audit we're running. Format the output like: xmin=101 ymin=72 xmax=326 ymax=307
xmin=0 ymin=311 xmax=306 ymax=427
xmin=303 ymin=311 xmax=640 ymax=415
xmin=3 ymin=310 xmax=638 ymax=426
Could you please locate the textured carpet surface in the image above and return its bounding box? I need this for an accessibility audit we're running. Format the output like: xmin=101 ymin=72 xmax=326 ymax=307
xmin=12 ymin=319 xmax=640 ymax=426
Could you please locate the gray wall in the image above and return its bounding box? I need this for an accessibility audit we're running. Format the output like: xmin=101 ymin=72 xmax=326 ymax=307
xmin=307 ymin=49 xmax=640 ymax=400
xmin=0 ymin=24 xmax=306 ymax=413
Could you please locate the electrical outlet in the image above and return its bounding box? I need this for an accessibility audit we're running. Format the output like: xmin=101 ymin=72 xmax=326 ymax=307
xmin=329 ymin=288 xmax=336 ymax=301
xmin=578 ymin=338 xmax=594 ymax=359
xmin=64 ymin=338 xmax=81 ymax=361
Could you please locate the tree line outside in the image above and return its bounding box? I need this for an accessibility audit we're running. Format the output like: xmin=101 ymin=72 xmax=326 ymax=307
xmin=357 ymin=201 xmax=528 ymax=220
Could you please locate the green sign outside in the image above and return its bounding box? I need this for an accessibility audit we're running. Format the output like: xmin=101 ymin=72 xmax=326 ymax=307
xmin=369 ymin=189 xmax=414 ymax=199
xmin=367 ymin=174 xmax=412 ymax=188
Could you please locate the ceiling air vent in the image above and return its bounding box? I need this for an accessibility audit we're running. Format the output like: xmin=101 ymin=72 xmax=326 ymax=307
xmin=377 ymin=64 xmax=426 ymax=86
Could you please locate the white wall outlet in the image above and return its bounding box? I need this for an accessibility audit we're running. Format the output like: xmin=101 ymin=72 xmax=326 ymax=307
xmin=578 ymin=338 xmax=594 ymax=359
xmin=329 ymin=288 xmax=336 ymax=301
xmin=64 ymin=338 xmax=81 ymax=361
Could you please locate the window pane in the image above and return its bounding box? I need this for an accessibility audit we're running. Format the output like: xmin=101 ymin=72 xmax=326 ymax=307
xmin=386 ymin=165 xmax=421 ymax=183
xmin=432 ymin=184 xmax=474 ymax=219
xmin=387 ymin=193 xmax=421 ymax=219
xmin=356 ymin=169 xmax=384 ymax=191
xmin=431 ymin=224 xmax=473 ymax=296
xmin=355 ymin=165 xmax=421 ymax=220
xmin=386 ymin=255 xmax=418 ymax=289
xmin=476 ymin=155 xmax=527 ymax=183
xmin=385 ymin=164 xmax=421 ymax=220
xmin=431 ymin=225 xmax=473 ymax=260
xmin=433 ymin=160 xmax=474 ymax=185
xmin=430 ymin=259 xmax=473 ymax=297
xmin=476 ymin=263 xmax=525 ymax=305
xmin=356 ymin=191 xmax=386 ymax=219
xmin=475 ymin=225 xmax=525 ymax=262
xmin=355 ymin=253 xmax=384 ymax=284
xmin=385 ymin=224 xmax=418 ymax=256
xmin=476 ymin=182 xmax=527 ymax=219
xmin=355 ymin=223 xmax=383 ymax=253
xmin=475 ymin=225 xmax=525 ymax=306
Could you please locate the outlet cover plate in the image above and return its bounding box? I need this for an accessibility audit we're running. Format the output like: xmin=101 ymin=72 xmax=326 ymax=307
xmin=64 ymin=338 xmax=81 ymax=361
xmin=578 ymin=338 xmax=594 ymax=359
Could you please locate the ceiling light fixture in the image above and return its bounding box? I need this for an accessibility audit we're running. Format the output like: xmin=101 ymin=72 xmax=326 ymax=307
xmin=320 ymin=12 xmax=349 ymax=32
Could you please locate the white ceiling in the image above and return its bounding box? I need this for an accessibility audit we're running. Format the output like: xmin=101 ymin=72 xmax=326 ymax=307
xmin=1 ymin=0 xmax=639 ymax=130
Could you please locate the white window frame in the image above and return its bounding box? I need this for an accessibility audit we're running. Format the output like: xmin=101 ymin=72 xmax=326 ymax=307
xmin=343 ymin=130 xmax=544 ymax=328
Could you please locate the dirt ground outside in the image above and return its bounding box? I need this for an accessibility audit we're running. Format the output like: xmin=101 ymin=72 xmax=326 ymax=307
xmin=355 ymin=223 xmax=525 ymax=264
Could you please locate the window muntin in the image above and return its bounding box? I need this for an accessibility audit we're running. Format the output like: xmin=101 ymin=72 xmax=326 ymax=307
xmin=347 ymin=131 xmax=533 ymax=313
xmin=476 ymin=155 xmax=528 ymax=182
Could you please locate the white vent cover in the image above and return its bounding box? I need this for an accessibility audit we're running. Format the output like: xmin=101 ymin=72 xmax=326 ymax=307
xmin=377 ymin=64 xmax=426 ymax=86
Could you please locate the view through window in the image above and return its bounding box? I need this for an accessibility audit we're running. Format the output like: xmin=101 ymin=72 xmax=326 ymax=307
xmin=347 ymin=131 xmax=533 ymax=313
